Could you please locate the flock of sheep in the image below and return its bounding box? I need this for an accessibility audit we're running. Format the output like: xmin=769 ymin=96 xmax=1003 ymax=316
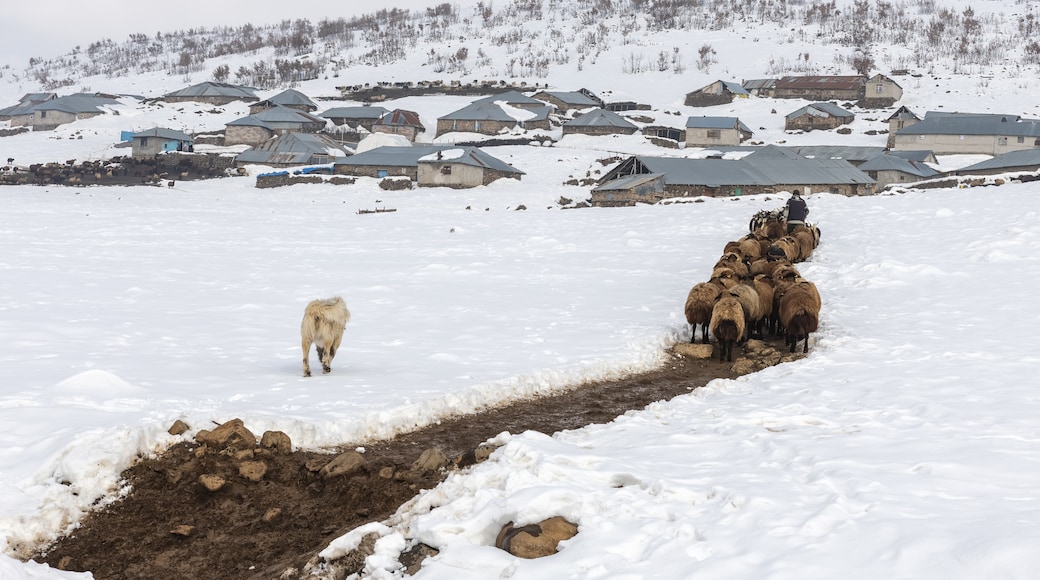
xmin=684 ymin=208 xmax=823 ymax=362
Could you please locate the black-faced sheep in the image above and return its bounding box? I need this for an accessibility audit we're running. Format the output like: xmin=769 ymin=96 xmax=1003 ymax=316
xmin=710 ymin=294 xmax=745 ymax=362
xmin=301 ymin=296 xmax=351 ymax=377
xmin=778 ymin=279 xmax=821 ymax=353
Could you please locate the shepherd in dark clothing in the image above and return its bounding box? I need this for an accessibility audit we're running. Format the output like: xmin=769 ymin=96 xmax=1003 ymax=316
xmin=784 ymin=190 xmax=809 ymax=233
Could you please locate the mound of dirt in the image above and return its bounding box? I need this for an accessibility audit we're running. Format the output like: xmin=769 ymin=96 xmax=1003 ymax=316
xmin=34 ymin=340 xmax=799 ymax=579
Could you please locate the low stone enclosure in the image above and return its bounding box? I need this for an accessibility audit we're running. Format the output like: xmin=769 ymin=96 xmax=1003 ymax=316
xmin=0 ymin=153 xmax=237 ymax=187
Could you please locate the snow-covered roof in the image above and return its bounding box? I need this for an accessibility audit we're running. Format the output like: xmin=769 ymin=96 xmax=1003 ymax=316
xmin=786 ymin=102 xmax=855 ymax=120
xmin=564 ymin=108 xmax=637 ymax=129
xmin=131 ymin=128 xmax=193 ymax=142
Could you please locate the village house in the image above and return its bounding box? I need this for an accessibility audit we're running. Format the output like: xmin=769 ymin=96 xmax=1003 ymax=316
xmin=334 ymin=145 xmax=447 ymax=179
xmin=885 ymin=106 xmax=922 ymax=148
xmin=164 ymin=81 xmax=258 ymax=105
xmin=224 ymin=105 xmax=328 ymax=147
xmin=130 ymin=128 xmax=194 ymax=159
xmin=954 ymin=149 xmax=1040 ymax=177
xmin=319 ymin=106 xmax=389 ymax=132
xmin=741 ymin=78 xmax=776 ymax=97
xmin=685 ymin=116 xmax=753 ymax=147
xmin=857 ymin=153 xmax=940 ymax=189
xmin=436 ymin=94 xmax=552 ymax=137
xmin=642 ymin=125 xmax=685 ymax=147
xmin=891 ymin=111 xmax=1040 ymax=155
xmin=371 ymin=109 xmax=426 ymax=142
xmin=590 ymin=173 xmax=667 ymax=207
xmin=29 ymin=93 xmax=123 ymax=131
xmin=416 ymin=146 xmax=524 ymax=188
xmin=531 ymin=89 xmax=603 ymax=112
xmin=235 ymin=132 xmax=352 ymax=167
xmin=593 ymin=145 xmax=874 ymax=204
xmin=771 ymin=74 xmax=902 ymax=106
xmin=684 ymin=80 xmax=750 ymax=107
xmin=785 ymin=102 xmax=855 ymax=132
xmin=0 ymin=93 xmax=56 ymax=126
xmin=562 ymin=108 xmax=638 ymax=136
xmin=249 ymin=89 xmax=318 ymax=114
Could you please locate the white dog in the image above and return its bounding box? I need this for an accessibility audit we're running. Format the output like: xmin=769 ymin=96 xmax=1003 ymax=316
xmin=301 ymin=296 xmax=351 ymax=377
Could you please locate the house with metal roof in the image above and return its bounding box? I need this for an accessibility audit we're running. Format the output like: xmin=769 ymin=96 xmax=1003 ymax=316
xmin=684 ymin=80 xmax=751 ymax=107
xmin=417 ymin=147 xmax=524 ymax=188
xmin=857 ymin=153 xmax=940 ymax=189
xmin=164 ymin=81 xmax=258 ymax=105
xmin=531 ymin=89 xmax=603 ymax=112
xmin=742 ymin=78 xmax=777 ymax=97
xmin=562 ymin=108 xmax=638 ymax=136
xmin=249 ymin=89 xmax=318 ymax=114
xmin=0 ymin=93 xmax=56 ymax=126
xmin=130 ymin=128 xmax=194 ymax=159
xmin=954 ymin=149 xmax=1040 ymax=176
xmin=235 ymin=132 xmax=352 ymax=167
xmin=685 ymin=116 xmax=753 ymax=147
xmin=785 ymin=102 xmax=855 ymax=131
xmin=590 ymin=173 xmax=667 ymax=207
xmin=885 ymin=106 xmax=922 ymax=147
xmin=371 ymin=109 xmax=426 ymax=142
xmin=29 ymin=93 xmax=123 ymax=131
xmin=319 ymin=106 xmax=390 ymax=139
xmin=435 ymin=98 xmax=552 ymax=137
xmin=594 ymin=145 xmax=874 ymax=203
xmin=224 ymin=105 xmax=329 ymax=146
xmin=892 ymin=111 xmax=1040 ymax=155
xmin=333 ymin=145 xmax=455 ymax=179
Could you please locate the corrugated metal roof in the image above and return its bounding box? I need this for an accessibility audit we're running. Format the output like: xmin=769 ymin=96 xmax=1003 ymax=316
xmin=418 ymin=147 xmax=524 ymax=174
xmin=236 ymin=133 xmax=350 ymax=164
xmin=793 ymin=145 xmax=886 ymax=162
xmin=473 ymin=90 xmax=545 ymax=106
xmin=722 ymin=81 xmax=750 ymax=95
xmin=887 ymin=150 xmax=936 ymax=163
xmin=263 ymin=89 xmax=317 ymax=109
xmin=336 ymin=145 xmax=453 ymax=167
xmin=251 ymin=105 xmax=324 ymax=124
xmin=374 ymin=109 xmax=424 ymax=129
xmin=132 ymin=127 xmax=193 ymax=141
xmin=786 ymin=102 xmax=855 ymax=120
xmin=320 ymin=106 xmax=389 ymax=120
xmin=858 ymin=154 xmax=939 ymax=177
xmin=165 ymin=81 xmax=257 ymax=100
xmin=896 ymin=113 xmax=1040 ymax=137
xmin=564 ymin=108 xmax=637 ymax=129
xmin=536 ymin=91 xmax=599 ymax=107
xmin=957 ymin=149 xmax=1040 ymax=172
xmin=686 ymin=116 xmax=752 ymax=133
xmin=594 ymin=173 xmax=665 ymax=191
xmin=742 ymin=78 xmax=776 ymax=90
xmin=774 ymin=75 xmax=865 ymax=90
xmin=32 ymin=93 xmax=121 ymax=114
xmin=886 ymin=105 xmax=920 ymax=122
xmin=439 ymin=101 xmax=551 ymax=122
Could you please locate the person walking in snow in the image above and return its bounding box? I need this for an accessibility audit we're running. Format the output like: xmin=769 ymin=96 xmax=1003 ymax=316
xmin=784 ymin=190 xmax=809 ymax=234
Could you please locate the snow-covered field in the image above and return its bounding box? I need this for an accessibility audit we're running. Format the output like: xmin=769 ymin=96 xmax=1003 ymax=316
xmin=3 ymin=0 xmax=1040 ymax=577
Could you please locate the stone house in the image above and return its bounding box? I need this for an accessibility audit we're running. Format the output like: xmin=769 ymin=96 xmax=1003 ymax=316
xmin=29 ymin=93 xmax=122 ymax=131
xmin=885 ymin=106 xmax=921 ymax=148
xmin=417 ymin=147 xmax=524 ymax=188
xmin=684 ymin=80 xmax=750 ymax=107
xmin=319 ymin=106 xmax=390 ymax=132
xmin=954 ymin=149 xmax=1040 ymax=176
xmin=235 ymin=132 xmax=352 ymax=167
xmin=857 ymin=153 xmax=939 ymax=189
xmin=741 ymin=79 xmax=776 ymax=97
xmin=249 ymin=89 xmax=318 ymax=114
xmin=771 ymin=75 xmax=902 ymax=106
xmin=891 ymin=112 xmax=1040 ymax=155
xmin=590 ymin=173 xmax=666 ymax=207
xmin=685 ymin=116 xmax=753 ymax=147
xmin=371 ymin=109 xmax=425 ymax=142
xmin=436 ymin=97 xmax=552 ymax=137
xmin=562 ymin=108 xmax=638 ymax=136
xmin=130 ymin=128 xmax=194 ymax=159
xmin=785 ymin=103 xmax=855 ymax=131
xmin=0 ymin=93 xmax=56 ymax=126
xmin=862 ymin=74 xmax=904 ymax=107
xmin=334 ymin=145 xmax=448 ymax=179
xmin=531 ymin=89 xmax=602 ymax=112
xmin=224 ymin=105 xmax=328 ymax=147
xmin=164 ymin=81 xmax=258 ymax=105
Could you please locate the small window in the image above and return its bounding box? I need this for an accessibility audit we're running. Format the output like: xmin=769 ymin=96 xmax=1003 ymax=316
xmin=998 ymin=137 xmax=1007 ymax=146
xmin=440 ymin=165 xmax=452 ymax=175
xmin=876 ymin=84 xmax=883 ymax=93
xmin=707 ymin=129 xmax=721 ymax=139
xmin=959 ymin=135 xmax=965 ymax=140
xmin=918 ymin=134 xmax=925 ymax=140
xmin=40 ymin=111 xmax=47 ymax=118
xmin=1018 ymin=136 xmax=1025 ymax=143
xmin=140 ymin=137 xmax=148 ymax=146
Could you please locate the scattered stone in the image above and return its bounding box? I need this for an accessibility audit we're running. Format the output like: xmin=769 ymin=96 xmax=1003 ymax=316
xmin=673 ymin=343 xmax=714 ymax=359
xmin=496 ymin=516 xmax=578 ymax=559
xmin=168 ymin=420 xmax=190 ymax=436
xmin=318 ymin=451 xmax=366 ymax=479
xmin=262 ymin=508 xmax=282 ymax=523
xmin=193 ymin=445 xmax=208 ymax=458
xmin=194 ymin=418 xmax=256 ymax=452
xmin=234 ymin=449 xmax=255 ymax=460
xmin=400 ymin=543 xmax=439 ymax=575
xmin=169 ymin=525 xmax=194 ymax=537
xmin=378 ymin=466 xmax=394 ymax=479
xmin=261 ymin=431 xmax=293 ymax=454
xmin=454 ymin=443 xmax=501 ymax=468
xmin=198 ymin=474 xmax=226 ymax=492
xmin=238 ymin=460 xmax=268 ymax=483
xmin=304 ymin=457 xmax=329 ymax=473
xmin=412 ymin=448 xmax=448 ymax=473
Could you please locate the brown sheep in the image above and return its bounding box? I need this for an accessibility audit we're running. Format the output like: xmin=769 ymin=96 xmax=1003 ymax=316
xmin=725 ymin=283 xmax=761 ymax=342
xmin=748 ymin=274 xmax=776 ymax=339
xmin=709 ymin=267 xmax=740 ymax=289
xmin=791 ymin=227 xmax=815 ymax=261
xmin=684 ymin=281 xmax=724 ymax=344
xmin=710 ymin=294 xmax=745 ymax=363
xmin=737 ymin=234 xmax=764 ymax=261
xmin=301 ymin=296 xmax=351 ymax=377
xmin=713 ymin=252 xmax=749 ymax=277
xmin=778 ymin=279 xmax=821 ymax=353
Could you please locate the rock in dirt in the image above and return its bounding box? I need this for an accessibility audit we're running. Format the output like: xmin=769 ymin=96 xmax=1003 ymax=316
xmin=673 ymin=343 xmax=715 ymax=359
xmin=496 ymin=516 xmax=578 ymax=559
xmin=169 ymin=525 xmax=194 ymax=537
xmin=261 ymin=430 xmax=293 ymax=454
xmin=318 ymin=451 xmax=366 ymax=479
xmin=412 ymin=448 xmax=448 ymax=473
xmin=262 ymin=508 xmax=282 ymax=523
xmin=195 ymin=418 xmax=256 ymax=452
xmin=238 ymin=460 xmax=268 ymax=482
xmin=167 ymin=420 xmax=190 ymax=436
xmin=198 ymin=474 xmax=226 ymax=492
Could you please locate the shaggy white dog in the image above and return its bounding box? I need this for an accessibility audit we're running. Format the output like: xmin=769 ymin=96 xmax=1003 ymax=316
xmin=301 ymin=296 xmax=351 ymax=377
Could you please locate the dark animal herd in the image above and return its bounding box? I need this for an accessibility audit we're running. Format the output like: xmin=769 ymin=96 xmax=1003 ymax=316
xmin=685 ymin=208 xmax=822 ymax=362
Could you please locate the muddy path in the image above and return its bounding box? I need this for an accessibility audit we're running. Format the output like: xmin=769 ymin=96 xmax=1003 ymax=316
xmin=34 ymin=340 xmax=794 ymax=579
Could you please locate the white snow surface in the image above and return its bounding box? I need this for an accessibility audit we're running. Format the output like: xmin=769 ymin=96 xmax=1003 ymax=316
xmin=2 ymin=1 xmax=1040 ymax=577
